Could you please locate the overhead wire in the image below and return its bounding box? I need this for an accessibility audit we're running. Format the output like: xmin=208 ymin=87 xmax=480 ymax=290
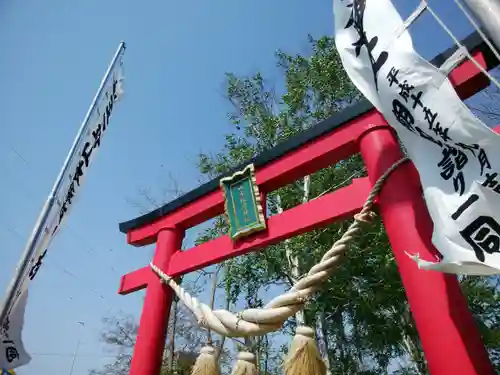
xmin=0 ymin=220 xmax=120 ymax=305
xmin=0 ymin=214 xmax=120 ymax=305
xmin=8 ymin=148 xmax=29 ymax=166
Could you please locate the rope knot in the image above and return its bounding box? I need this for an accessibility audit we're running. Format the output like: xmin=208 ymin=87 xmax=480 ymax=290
xmin=160 ymin=275 xmax=172 ymax=284
xmin=354 ymin=211 xmax=377 ymax=223
xmin=237 ymin=351 xmax=256 ymax=362
xmin=295 ymin=326 xmax=315 ymax=338
xmin=200 ymin=346 xmax=216 ymax=355
xmin=235 ymin=312 xmax=244 ymax=329
xmin=150 ymin=262 xmax=173 ymax=283
xmin=294 ymin=290 xmax=306 ymax=304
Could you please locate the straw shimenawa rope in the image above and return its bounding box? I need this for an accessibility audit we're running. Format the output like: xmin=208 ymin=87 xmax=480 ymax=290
xmin=151 ymin=157 xmax=409 ymax=338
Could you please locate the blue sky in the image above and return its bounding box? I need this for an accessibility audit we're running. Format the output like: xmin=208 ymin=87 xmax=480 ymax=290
xmin=0 ymin=0 xmax=490 ymax=374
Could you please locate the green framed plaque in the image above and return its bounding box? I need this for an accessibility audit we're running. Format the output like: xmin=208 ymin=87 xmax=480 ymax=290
xmin=220 ymin=164 xmax=266 ymax=241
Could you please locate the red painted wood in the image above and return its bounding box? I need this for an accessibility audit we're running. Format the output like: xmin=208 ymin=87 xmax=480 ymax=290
xmin=119 ymin=266 xmax=150 ymax=295
xmin=129 ymin=228 xmax=183 ymax=375
xmin=126 ymin=189 xmax=223 ymax=246
xmin=169 ymin=177 xmax=371 ymax=276
xmin=125 ymin=49 xmax=491 ymax=247
xmin=126 ymin=116 xmax=373 ymax=246
xmin=359 ymin=125 xmax=494 ymax=375
xmin=120 ymin=125 xmax=500 ymax=295
xmin=450 ymin=51 xmax=489 ymax=98
xmin=119 ymin=177 xmax=371 ymax=294
xmin=253 ymin=112 xmax=379 ymax=193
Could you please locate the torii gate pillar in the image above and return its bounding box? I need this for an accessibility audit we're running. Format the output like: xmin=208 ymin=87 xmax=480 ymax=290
xmin=359 ymin=125 xmax=495 ymax=375
xmin=129 ymin=228 xmax=184 ymax=375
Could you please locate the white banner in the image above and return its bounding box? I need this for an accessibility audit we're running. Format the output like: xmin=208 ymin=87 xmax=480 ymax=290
xmin=334 ymin=0 xmax=500 ymax=275
xmin=0 ymin=49 xmax=125 ymax=369
xmin=0 ymin=293 xmax=29 ymax=370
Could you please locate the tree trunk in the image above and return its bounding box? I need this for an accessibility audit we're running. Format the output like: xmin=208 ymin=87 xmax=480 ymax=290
xmin=275 ymin=182 xmax=308 ymax=326
xmin=207 ymin=264 xmax=223 ymax=346
xmin=165 ymin=276 xmax=183 ymax=373
xmin=166 ymin=299 xmax=177 ymax=372
xmin=316 ymin=311 xmax=332 ymax=375
xmin=215 ymin=263 xmax=230 ymax=361
xmin=331 ymin=308 xmax=349 ymax=373
xmin=256 ymin=336 xmax=262 ymax=372
xmin=399 ymin=304 xmax=426 ymax=374
xmin=263 ymin=334 xmax=270 ymax=375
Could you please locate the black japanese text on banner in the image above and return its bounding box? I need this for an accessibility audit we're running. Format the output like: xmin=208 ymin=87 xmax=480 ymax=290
xmin=333 ymin=0 xmax=500 ymax=275
xmin=0 ymin=46 xmax=125 ymax=370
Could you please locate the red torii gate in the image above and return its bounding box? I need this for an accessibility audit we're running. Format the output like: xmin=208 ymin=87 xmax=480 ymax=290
xmin=118 ymin=32 xmax=499 ymax=375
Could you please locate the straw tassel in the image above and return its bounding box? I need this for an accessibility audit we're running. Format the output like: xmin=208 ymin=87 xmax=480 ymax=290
xmin=230 ymin=351 xmax=259 ymax=375
xmin=284 ymin=326 xmax=326 ymax=375
xmin=190 ymin=346 xmax=220 ymax=375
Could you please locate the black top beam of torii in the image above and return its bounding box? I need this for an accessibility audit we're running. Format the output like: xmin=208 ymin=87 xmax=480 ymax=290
xmin=119 ymin=31 xmax=499 ymax=234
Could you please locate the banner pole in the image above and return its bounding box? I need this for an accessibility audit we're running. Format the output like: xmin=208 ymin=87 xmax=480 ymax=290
xmin=0 ymin=41 xmax=126 ymax=327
